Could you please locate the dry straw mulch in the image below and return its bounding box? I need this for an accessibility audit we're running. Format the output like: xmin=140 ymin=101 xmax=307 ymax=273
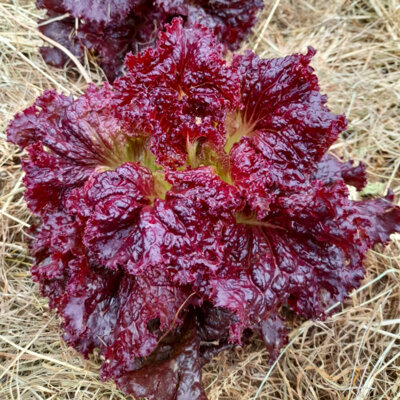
xmin=1 ymin=0 xmax=400 ymax=399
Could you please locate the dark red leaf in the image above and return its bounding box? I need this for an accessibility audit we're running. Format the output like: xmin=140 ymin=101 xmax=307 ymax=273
xmin=228 ymin=49 xmax=347 ymax=218
xmin=155 ymin=0 xmax=264 ymax=50
xmin=80 ymin=162 xmax=154 ymax=269
xmin=63 ymin=0 xmax=136 ymax=24
xmin=353 ymin=190 xmax=400 ymax=246
xmin=112 ymin=314 xmax=208 ymax=400
xmin=120 ymin=18 xmax=240 ymax=167
xmin=259 ymin=314 xmax=288 ymax=362
xmin=101 ymin=275 xmax=190 ymax=379
xmin=315 ymin=153 xmax=367 ymax=190
xmin=38 ymin=16 xmax=84 ymax=69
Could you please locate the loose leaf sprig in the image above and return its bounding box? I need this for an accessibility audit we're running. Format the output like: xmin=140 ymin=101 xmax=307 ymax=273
xmin=7 ymin=18 xmax=400 ymax=399
xmin=37 ymin=0 xmax=264 ymax=81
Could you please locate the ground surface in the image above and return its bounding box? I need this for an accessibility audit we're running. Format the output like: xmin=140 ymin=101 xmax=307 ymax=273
xmin=0 ymin=0 xmax=399 ymax=399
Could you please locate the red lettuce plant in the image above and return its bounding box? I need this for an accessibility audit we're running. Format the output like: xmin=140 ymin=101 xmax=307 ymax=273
xmin=7 ymin=18 xmax=400 ymax=399
xmin=36 ymin=0 xmax=264 ymax=81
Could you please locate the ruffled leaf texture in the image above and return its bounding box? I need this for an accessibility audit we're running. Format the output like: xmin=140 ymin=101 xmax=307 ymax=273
xmin=7 ymin=19 xmax=400 ymax=400
xmin=36 ymin=0 xmax=264 ymax=81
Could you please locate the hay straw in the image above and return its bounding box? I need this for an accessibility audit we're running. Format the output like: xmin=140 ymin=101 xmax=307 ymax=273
xmin=1 ymin=0 xmax=399 ymax=399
